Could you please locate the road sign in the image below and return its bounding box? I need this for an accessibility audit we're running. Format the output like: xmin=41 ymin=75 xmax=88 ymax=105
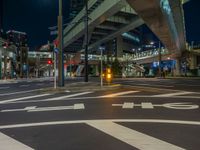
xmin=50 ymin=30 xmax=58 ymax=35
xmin=54 ymin=48 xmax=59 ymax=53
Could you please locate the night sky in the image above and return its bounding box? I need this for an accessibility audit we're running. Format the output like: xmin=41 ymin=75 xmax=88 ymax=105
xmin=2 ymin=0 xmax=200 ymax=50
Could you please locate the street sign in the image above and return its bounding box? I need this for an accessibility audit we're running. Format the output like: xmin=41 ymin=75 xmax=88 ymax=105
xmin=50 ymin=30 xmax=58 ymax=35
xmin=54 ymin=48 xmax=59 ymax=53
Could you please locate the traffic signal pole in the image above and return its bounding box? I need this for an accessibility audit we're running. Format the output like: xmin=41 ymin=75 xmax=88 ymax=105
xmin=58 ymin=0 xmax=64 ymax=87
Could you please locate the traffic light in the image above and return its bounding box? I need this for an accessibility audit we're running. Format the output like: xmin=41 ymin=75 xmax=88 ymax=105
xmin=1 ymin=42 xmax=10 ymax=48
xmin=47 ymin=60 xmax=53 ymax=65
xmin=106 ymin=67 xmax=112 ymax=83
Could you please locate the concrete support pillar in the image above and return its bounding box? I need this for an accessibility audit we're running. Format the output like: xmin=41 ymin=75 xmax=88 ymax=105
xmin=4 ymin=55 xmax=7 ymax=79
xmin=175 ymin=58 xmax=181 ymax=76
xmin=116 ymin=36 xmax=123 ymax=58
xmin=0 ymin=50 xmax=2 ymax=79
xmin=190 ymin=54 xmax=197 ymax=70
xmin=95 ymin=65 xmax=99 ymax=76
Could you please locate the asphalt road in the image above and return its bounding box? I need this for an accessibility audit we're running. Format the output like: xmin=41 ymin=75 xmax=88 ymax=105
xmin=0 ymin=77 xmax=199 ymax=150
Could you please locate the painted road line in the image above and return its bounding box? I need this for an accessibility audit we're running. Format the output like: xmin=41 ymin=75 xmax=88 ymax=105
xmin=1 ymin=104 xmax=85 ymax=113
xmin=74 ymin=103 xmax=85 ymax=109
xmin=152 ymin=91 xmax=195 ymax=97
xmin=45 ymin=92 xmax=93 ymax=101
xmin=0 ymin=119 xmax=200 ymax=130
xmin=87 ymin=121 xmax=185 ymax=150
xmin=0 ymin=132 xmax=34 ymax=150
xmin=19 ymin=85 xmax=30 ymax=87
xmin=1 ymin=106 xmax=37 ymax=112
xmin=0 ymin=94 xmax=51 ymax=104
xmin=141 ymin=102 xmax=154 ymax=109
xmin=0 ymin=86 xmax=10 ymax=90
xmin=6 ymin=95 xmax=200 ymax=105
xmin=112 ymin=102 xmax=199 ymax=110
xmin=0 ymin=89 xmax=39 ymax=96
xmin=122 ymin=102 xmax=134 ymax=109
xmin=100 ymin=91 xmax=139 ymax=98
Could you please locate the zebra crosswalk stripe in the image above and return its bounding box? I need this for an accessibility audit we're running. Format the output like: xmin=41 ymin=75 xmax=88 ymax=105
xmin=0 ymin=94 xmax=51 ymax=104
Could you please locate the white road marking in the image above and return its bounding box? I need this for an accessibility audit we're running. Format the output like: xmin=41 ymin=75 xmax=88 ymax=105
xmin=100 ymin=91 xmax=139 ymax=98
xmin=0 ymin=119 xmax=200 ymax=130
xmin=44 ymin=92 xmax=93 ymax=101
xmin=1 ymin=106 xmax=37 ymax=112
xmin=0 ymin=94 xmax=51 ymax=104
xmin=74 ymin=103 xmax=85 ymax=109
xmin=19 ymin=85 xmax=30 ymax=87
xmin=0 ymin=89 xmax=39 ymax=96
xmin=0 ymin=86 xmax=10 ymax=89
xmin=112 ymin=102 xmax=199 ymax=110
xmin=141 ymin=102 xmax=154 ymax=109
xmin=1 ymin=104 xmax=85 ymax=112
xmin=6 ymin=94 xmax=200 ymax=105
xmin=152 ymin=91 xmax=195 ymax=97
xmin=0 ymin=132 xmax=34 ymax=150
xmin=122 ymin=102 xmax=134 ymax=109
xmin=65 ymin=90 xmax=70 ymax=93
xmin=87 ymin=121 xmax=185 ymax=150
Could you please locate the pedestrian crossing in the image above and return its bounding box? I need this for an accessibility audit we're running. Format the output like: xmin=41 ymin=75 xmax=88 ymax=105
xmin=0 ymin=89 xmax=199 ymax=105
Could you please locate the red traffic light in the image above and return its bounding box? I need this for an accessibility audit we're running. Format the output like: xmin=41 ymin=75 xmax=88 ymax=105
xmin=47 ymin=60 xmax=52 ymax=64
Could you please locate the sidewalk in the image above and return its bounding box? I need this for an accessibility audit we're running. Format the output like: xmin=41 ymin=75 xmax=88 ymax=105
xmin=0 ymin=77 xmax=54 ymax=84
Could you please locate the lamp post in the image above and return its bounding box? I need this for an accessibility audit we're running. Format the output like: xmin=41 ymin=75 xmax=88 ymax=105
xmin=99 ymin=46 xmax=104 ymax=87
xmin=84 ymin=0 xmax=89 ymax=82
xmin=58 ymin=0 xmax=64 ymax=87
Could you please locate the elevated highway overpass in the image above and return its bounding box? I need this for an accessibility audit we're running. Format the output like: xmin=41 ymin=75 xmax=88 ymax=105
xmin=63 ymin=0 xmax=186 ymax=58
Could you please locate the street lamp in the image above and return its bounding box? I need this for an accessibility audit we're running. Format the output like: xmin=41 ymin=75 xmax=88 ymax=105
xmin=57 ymin=0 xmax=64 ymax=87
xmin=99 ymin=46 xmax=105 ymax=87
xmin=84 ymin=0 xmax=89 ymax=82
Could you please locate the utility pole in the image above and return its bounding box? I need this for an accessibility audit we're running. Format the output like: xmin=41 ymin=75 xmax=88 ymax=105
xmin=158 ymin=41 xmax=162 ymax=77
xmin=58 ymin=0 xmax=65 ymax=87
xmin=84 ymin=0 xmax=89 ymax=82
xmin=100 ymin=47 xmax=103 ymax=87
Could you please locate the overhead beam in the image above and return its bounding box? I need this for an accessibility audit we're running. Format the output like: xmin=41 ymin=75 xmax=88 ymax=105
xmin=89 ymin=16 xmax=144 ymax=50
xmin=63 ymin=0 xmax=127 ymax=48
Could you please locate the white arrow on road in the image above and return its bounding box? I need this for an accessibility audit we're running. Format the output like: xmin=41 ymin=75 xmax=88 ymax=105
xmin=1 ymin=103 xmax=85 ymax=113
xmin=112 ymin=102 xmax=199 ymax=110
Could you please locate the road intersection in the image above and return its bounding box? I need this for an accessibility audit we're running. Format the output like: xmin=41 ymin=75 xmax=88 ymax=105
xmin=0 ymin=78 xmax=199 ymax=149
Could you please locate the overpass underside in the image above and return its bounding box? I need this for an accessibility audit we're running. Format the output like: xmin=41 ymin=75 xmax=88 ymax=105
xmin=127 ymin=0 xmax=186 ymax=58
xmin=63 ymin=0 xmax=186 ymax=59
